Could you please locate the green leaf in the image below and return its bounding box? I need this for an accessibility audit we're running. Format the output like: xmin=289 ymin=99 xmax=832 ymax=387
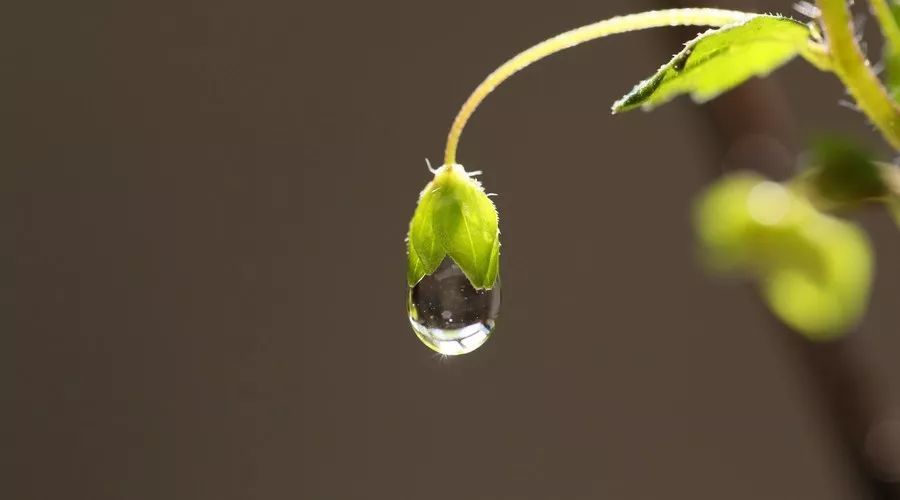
xmin=406 ymin=165 xmax=500 ymax=289
xmin=407 ymin=180 xmax=447 ymax=286
xmin=432 ymin=166 xmax=500 ymax=289
xmin=804 ymin=136 xmax=888 ymax=206
xmin=761 ymin=215 xmax=872 ymax=341
xmin=693 ymin=173 xmax=873 ymax=340
xmin=612 ymin=15 xmax=811 ymax=113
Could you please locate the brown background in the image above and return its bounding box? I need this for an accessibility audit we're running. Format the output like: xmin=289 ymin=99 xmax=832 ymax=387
xmin=7 ymin=0 xmax=900 ymax=498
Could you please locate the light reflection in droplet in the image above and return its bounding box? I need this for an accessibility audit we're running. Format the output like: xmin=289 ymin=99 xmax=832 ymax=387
xmin=407 ymin=258 xmax=500 ymax=355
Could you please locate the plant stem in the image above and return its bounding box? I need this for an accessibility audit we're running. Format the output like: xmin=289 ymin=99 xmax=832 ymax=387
xmin=869 ymin=0 xmax=900 ymax=52
xmin=661 ymin=3 xmax=900 ymax=495
xmin=442 ymin=8 xmax=755 ymax=166
xmin=817 ymin=0 xmax=900 ymax=149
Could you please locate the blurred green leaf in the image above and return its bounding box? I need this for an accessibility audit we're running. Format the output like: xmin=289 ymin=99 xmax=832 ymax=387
xmin=886 ymin=47 xmax=900 ymax=102
xmin=890 ymin=198 xmax=900 ymax=226
xmin=804 ymin=136 xmax=888 ymax=206
xmin=694 ymin=173 xmax=873 ymax=340
xmin=881 ymin=164 xmax=900 ymax=228
xmin=612 ymin=16 xmax=811 ymax=113
xmin=693 ymin=173 xmax=762 ymax=271
xmin=761 ymin=215 xmax=872 ymax=340
xmin=407 ymin=165 xmax=500 ymax=289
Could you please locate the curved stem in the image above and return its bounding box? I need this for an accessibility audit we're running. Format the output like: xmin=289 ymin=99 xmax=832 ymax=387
xmin=443 ymin=8 xmax=755 ymax=166
xmin=817 ymin=0 xmax=900 ymax=150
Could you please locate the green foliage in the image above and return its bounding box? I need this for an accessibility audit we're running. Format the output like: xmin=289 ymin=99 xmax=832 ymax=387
xmin=762 ymin=217 xmax=871 ymax=340
xmin=407 ymin=165 xmax=500 ymax=289
xmin=407 ymin=182 xmax=446 ymax=285
xmin=887 ymin=53 xmax=900 ymax=102
xmin=803 ymin=137 xmax=888 ymax=206
xmin=415 ymin=5 xmax=900 ymax=351
xmin=879 ymin=1 xmax=900 ymax=101
xmin=694 ymin=173 xmax=873 ymax=340
xmin=612 ymin=16 xmax=811 ymax=113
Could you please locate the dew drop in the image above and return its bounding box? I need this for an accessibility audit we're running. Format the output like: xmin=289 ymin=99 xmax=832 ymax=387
xmin=408 ymin=258 xmax=500 ymax=355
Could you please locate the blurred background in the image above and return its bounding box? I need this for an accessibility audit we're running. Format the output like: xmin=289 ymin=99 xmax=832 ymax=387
xmin=7 ymin=0 xmax=900 ymax=498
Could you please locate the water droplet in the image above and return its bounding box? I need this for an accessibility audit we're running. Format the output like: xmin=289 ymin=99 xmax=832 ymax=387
xmin=408 ymin=258 xmax=500 ymax=355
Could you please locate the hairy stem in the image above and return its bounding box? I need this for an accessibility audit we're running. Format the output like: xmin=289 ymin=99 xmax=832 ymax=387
xmin=817 ymin=0 xmax=900 ymax=149
xmin=443 ymin=8 xmax=755 ymax=166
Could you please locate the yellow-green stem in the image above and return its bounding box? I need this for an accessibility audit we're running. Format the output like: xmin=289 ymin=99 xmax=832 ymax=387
xmin=817 ymin=0 xmax=900 ymax=149
xmin=869 ymin=0 xmax=900 ymax=51
xmin=443 ymin=8 xmax=755 ymax=166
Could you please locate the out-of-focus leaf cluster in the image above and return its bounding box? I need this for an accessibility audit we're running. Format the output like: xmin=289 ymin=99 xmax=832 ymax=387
xmin=800 ymin=137 xmax=890 ymax=207
xmin=694 ymin=172 xmax=872 ymax=340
